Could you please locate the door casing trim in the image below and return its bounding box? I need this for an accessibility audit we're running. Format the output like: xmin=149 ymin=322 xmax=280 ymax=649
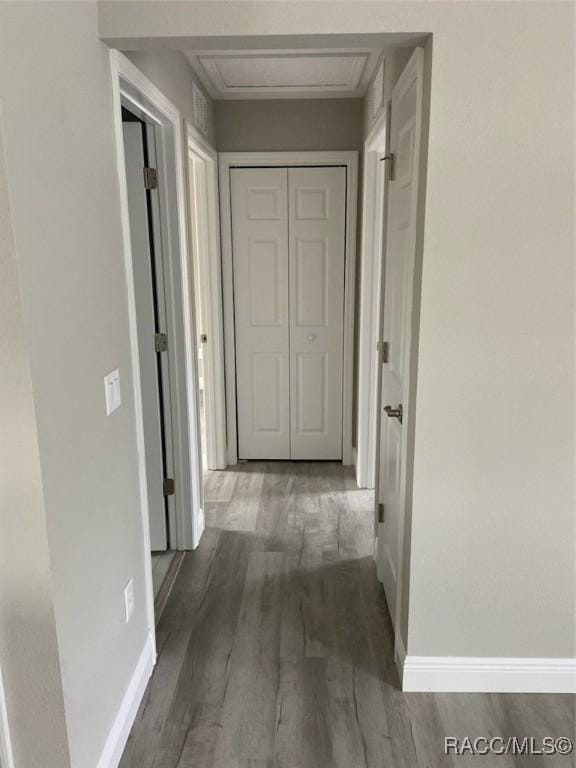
xmin=219 ymin=150 xmax=358 ymax=465
xmin=187 ymin=124 xmax=227 ymax=470
xmin=356 ymin=105 xmax=389 ymax=489
xmin=110 ymin=50 xmax=205 ymax=644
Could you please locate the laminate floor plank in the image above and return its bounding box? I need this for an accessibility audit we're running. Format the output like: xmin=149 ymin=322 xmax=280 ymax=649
xmin=119 ymin=631 xmax=192 ymax=768
xmin=211 ymin=551 xmax=286 ymax=767
xmin=120 ymin=462 xmax=574 ymax=768
xmin=274 ymin=657 xmax=334 ymax=768
xmin=207 ymin=464 xmax=264 ymax=532
xmin=204 ymin=469 xmax=238 ymax=503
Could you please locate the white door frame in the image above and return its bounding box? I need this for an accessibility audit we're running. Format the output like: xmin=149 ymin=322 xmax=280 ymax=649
xmin=374 ymin=48 xmax=425 ymax=669
xmin=356 ymin=109 xmax=389 ymax=489
xmin=0 ymin=664 xmax=14 ymax=768
xmin=186 ymin=124 xmax=227 ymax=470
xmin=110 ymin=51 xmax=205 ymax=638
xmin=219 ymin=151 xmax=358 ymax=466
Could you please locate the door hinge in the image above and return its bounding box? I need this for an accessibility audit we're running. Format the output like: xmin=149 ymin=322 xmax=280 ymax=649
xmin=143 ymin=166 xmax=158 ymax=190
xmin=200 ymin=333 xmax=208 ymax=343
xmin=378 ymin=340 xmax=389 ymax=364
xmin=378 ymin=503 xmax=385 ymax=524
xmin=155 ymin=332 xmax=168 ymax=353
xmin=380 ymin=153 xmax=395 ymax=181
xmin=163 ymin=478 xmax=175 ymax=497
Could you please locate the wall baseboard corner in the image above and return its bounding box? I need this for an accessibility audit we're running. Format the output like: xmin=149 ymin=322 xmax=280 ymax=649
xmin=95 ymin=632 xmax=155 ymax=768
xmin=395 ymin=634 xmax=407 ymax=680
xmin=402 ymin=655 xmax=576 ymax=694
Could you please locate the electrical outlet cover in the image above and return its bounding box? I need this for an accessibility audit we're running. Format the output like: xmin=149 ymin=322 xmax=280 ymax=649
xmin=104 ymin=368 xmax=121 ymax=415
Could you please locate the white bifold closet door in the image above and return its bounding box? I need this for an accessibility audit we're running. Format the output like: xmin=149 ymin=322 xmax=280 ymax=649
xmin=232 ymin=168 xmax=291 ymax=459
xmin=231 ymin=166 xmax=346 ymax=460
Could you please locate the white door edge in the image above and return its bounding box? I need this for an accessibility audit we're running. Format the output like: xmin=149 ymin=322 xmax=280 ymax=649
xmin=356 ymin=107 xmax=388 ymax=489
xmin=187 ymin=124 xmax=227 ymax=470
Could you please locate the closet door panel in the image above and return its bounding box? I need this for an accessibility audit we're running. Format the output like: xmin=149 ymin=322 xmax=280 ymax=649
xmin=288 ymin=166 xmax=346 ymax=460
xmin=231 ymin=168 xmax=290 ymax=459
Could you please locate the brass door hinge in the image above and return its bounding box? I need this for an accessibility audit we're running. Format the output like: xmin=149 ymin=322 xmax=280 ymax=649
xmin=163 ymin=478 xmax=175 ymax=497
xmin=155 ymin=333 xmax=168 ymax=353
xmin=143 ymin=166 xmax=158 ymax=190
xmin=378 ymin=503 xmax=385 ymax=523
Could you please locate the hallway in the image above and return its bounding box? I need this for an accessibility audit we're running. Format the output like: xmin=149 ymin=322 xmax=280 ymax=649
xmin=120 ymin=463 xmax=573 ymax=768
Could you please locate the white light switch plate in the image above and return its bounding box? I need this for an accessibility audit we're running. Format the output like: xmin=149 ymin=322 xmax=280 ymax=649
xmin=104 ymin=368 xmax=121 ymax=415
xmin=124 ymin=578 xmax=134 ymax=623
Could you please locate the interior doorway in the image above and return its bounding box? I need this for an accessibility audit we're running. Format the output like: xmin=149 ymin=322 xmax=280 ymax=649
xmin=122 ymin=106 xmax=183 ymax=607
xmin=111 ymin=52 xmax=205 ymax=639
xmin=219 ymin=151 xmax=358 ymax=466
xmin=187 ymin=125 xmax=227 ymax=472
xmin=122 ymin=108 xmax=175 ymax=554
xmin=230 ymin=165 xmax=347 ymax=460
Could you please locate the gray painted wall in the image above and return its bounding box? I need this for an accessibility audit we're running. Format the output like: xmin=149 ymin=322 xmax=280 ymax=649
xmin=215 ymin=98 xmax=363 ymax=152
xmin=125 ymin=49 xmax=216 ymax=146
xmin=1 ymin=1 xmax=574 ymax=764
xmin=0 ymin=4 xmax=150 ymax=766
xmin=0 ymin=103 xmax=71 ymax=768
xmin=99 ymin=0 xmax=575 ymax=663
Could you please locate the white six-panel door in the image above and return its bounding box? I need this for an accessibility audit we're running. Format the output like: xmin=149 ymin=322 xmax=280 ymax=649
xmin=289 ymin=167 xmax=345 ymax=459
xmin=376 ymin=49 xmax=424 ymax=629
xmin=231 ymin=168 xmax=291 ymax=459
xmin=231 ymin=166 xmax=346 ymax=460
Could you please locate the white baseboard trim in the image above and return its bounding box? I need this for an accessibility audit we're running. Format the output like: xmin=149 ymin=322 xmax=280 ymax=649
xmin=402 ymin=656 xmax=576 ymax=693
xmin=96 ymin=632 xmax=155 ymax=768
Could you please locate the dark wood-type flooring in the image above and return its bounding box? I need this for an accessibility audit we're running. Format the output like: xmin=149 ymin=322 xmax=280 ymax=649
xmin=120 ymin=462 xmax=574 ymax=768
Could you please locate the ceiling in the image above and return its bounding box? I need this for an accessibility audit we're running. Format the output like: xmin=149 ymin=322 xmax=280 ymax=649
xmin=184 ymin=47 xmax=383 ymax=100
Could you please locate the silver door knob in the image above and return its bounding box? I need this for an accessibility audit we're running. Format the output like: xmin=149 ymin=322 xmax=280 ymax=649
xmin=384 ymin=404 xmax=403 ymax=424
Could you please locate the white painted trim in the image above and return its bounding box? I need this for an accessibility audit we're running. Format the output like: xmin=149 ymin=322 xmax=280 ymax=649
xmin=402 ymin=656 xmax=576 ymax=694
xmin=192 ymin=505 xmax=206 ymax=549
xmin=395 ymin=632 xmax=407 ymax=681
xmin=171 ymin=88 xmax=205 ymax=553
xmin=187 ymin=124 xmax=227 ymax=470
xmin=390 ymin=47 xmax=425 ymax=660
xmin=110 ymin=51 xmax=156 ymax=642
xmin=356 ymin=107 xmax=388 ymax=489
xmin=111 ymin=50 xmax=204 ymax=558
xmin=218 ymin=150 xmax=358 ymax=465
xmin=185 ymin=47 xmax=381 ymax=102
xmin=95 ymin=633 xmax=155 ymax=768
xmin=0 ymin=664 xmax=14 ymax=768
